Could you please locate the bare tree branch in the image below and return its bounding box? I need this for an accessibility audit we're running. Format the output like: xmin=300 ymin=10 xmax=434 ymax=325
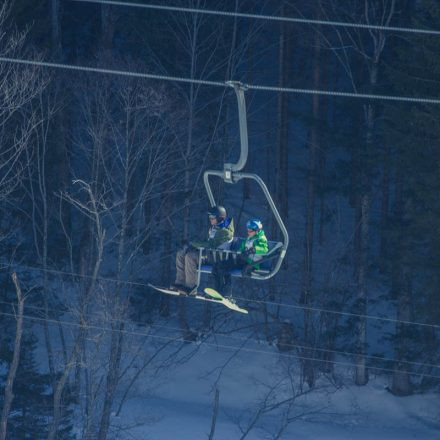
xmin=0 ymin=273 xmax=26 ymax=440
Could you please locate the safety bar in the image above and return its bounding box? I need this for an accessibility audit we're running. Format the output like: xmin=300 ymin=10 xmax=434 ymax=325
xmin=194 ymin=243 xmax=285 ymax=287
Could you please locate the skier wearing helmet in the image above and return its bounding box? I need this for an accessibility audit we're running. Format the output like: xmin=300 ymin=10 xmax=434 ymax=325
xmin=191 ymin=206 xmax=234 ymax=250
xmin=239 ymin=219 xmax=268 ymax=267
xmin=171 ymin=205 xmax=234 ymax=295
xmin=213 ymin=218 xmax=268 ymax=294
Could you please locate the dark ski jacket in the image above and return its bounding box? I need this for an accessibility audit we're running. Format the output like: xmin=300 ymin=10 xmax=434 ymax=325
xmin=191 ymin=217 xmax=235 ymax=250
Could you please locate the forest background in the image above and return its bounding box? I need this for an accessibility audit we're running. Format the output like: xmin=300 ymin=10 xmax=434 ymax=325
xmin=0 ymin=0 xmax=439 ymax=439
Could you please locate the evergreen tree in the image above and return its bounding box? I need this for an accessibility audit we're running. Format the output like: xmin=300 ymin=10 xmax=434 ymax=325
xmin=0 ymin=274 xmax=76 ymax=439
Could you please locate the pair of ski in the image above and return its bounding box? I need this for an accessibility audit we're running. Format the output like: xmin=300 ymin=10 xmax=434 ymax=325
xmin=148 ymin=284 xmax=248 ymax=314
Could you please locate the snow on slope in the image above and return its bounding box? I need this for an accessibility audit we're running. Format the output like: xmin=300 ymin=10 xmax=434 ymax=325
xmin=117 ymin=342 xmax=440 ymax=440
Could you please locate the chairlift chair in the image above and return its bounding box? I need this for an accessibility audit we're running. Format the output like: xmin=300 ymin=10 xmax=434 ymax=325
xmin=194 ymin=81 xmax=289 ymax=287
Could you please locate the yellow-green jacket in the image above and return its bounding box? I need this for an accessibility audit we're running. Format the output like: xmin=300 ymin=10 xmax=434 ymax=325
xmin=240 ymin=229 xmax=268 ymax=265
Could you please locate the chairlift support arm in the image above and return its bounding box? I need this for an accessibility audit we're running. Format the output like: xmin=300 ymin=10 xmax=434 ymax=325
xmin=224 ymin=81 xmax=249 ymax=175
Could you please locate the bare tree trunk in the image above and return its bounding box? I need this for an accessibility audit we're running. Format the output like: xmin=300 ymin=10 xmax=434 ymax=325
xmin=355 ymin=97 xmax=375 ymax=386
xmin=100 ymin=5 xmax=117 ymax=54
xmin=50 ymin=0 xmax=71 ymax=285
xmin=49 ymin=182 xmax=105 ymax=440
xmin=355 ymin=58 xmax=378 ymax=385
xmin=179 ymin=11 xmax=199 ymax=340
xmin=42 ymin=174 xmax=57 ymax=388
xmin=391 ymin=272 xmax=413 ymax=395
xmin=301 ymin=20 xmax=322 ymax=388
xmin=97 ymin=143 xmax=131 ymax=439
xmin=182 ymin=17 xmax=197 ymax=241
xmin=276 ymin=2 xmax=290 ymax=227
xmin=74 ymin=224 xmax=94 ymax=402
xmin=83 ymin=363 xmax=94 ymax=440
xmin=379 ymin=143 xmax=391 ymax=268
xmin=97 ymin=321 xmax=124 ymax=440
xmin=26 ymin=96 xmax=58 ymax=389
xmin=390 ymin=165 xmax=412 ymax=395
xmin=49 ymin=256 xmax=103 ymax=440
xmin=52 ymin=0 xmax=73 ymax=261
xmin=317 ymin=42 xmax=331 ymax=246
xmin=48 ymin=337 xmax=81 ymax=440
xmin=50 ymin=0 xmax=61 ymax=56
xmin=267 ymin=0 xmax=292 ymax=335
xmin=42 ymin=202 xmax=56 ymax=388
xmin=159 ymin=206 xmax=171 ymax=318
xmin=208 ymin=388 xmax=220 ymax=440
xmin=0 ymin=273 xmax=25 ymax=440
xmin=355 ymin=193 xmax=369 ymax=385
xmin=270 ymin=0 xmax=291 ymax=252
xmin=301 ymin=31 xmax=321 ymax=303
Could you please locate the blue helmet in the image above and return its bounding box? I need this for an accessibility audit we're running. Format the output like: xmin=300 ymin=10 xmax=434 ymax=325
xmin=246 ymin=219 xmax=263 ymax=231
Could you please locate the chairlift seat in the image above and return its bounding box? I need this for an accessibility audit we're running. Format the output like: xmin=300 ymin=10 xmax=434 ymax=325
xmin=199 ymin=239 xmax=283 ymax=278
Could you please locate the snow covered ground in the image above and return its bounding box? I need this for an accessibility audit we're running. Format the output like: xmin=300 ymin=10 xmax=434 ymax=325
xmin=29 ymin=271 xmax=439 ymax=439
xmin=116 ymin=340 xmax=440 ymax=440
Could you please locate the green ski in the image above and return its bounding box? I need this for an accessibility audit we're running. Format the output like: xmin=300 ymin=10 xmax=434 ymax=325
xmin=204 ymin=288 xmax=248 ymax=314
xmin=148 ymin=284 xmax=248 ymax=314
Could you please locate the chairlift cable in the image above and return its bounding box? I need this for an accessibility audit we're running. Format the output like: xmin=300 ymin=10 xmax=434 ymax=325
xmin=1 ymin=309 xmax=439 ymax=380
xmin=2 ymin=56 xmax=440 ymax=105
xmin=1 ymin=298 xmax=439 ymax=371
xmin=1 ymin=262 xmax=439 ymax=330
xmin=70 ymin=0 xmax=440 ymax=37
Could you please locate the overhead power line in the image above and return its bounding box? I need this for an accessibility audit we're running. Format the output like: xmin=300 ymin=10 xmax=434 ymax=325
xmin=1 ymin=262 xmax=439 ymax=330
xmin=2 ymin=298 xmax=439 ymax=371
xmin=2 ymin=56 xmax=440 ymax=105
xmin=69 ymin=0 xmax=440 ymax=37
xmin=2 ymin=309 xmax=440 ymax=380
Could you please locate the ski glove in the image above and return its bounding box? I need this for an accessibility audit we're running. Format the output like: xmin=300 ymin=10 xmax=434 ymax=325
xmin=244 ymin=247 xmax=256 ymax=256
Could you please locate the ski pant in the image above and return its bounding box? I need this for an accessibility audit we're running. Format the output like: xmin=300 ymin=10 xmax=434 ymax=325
xmin=175 ymin=247 xmax=199 ymax=288
xmin=212 ymin=255 xmax=250 ymax=294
